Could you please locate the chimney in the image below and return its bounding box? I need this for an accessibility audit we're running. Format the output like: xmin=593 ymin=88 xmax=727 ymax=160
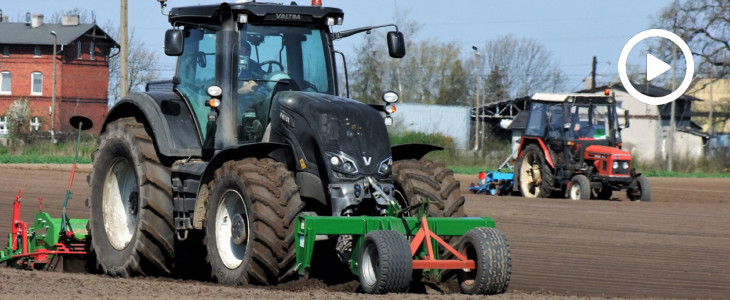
xmin=31 ymin=14 xmax=44 ymax=28
xmin=584 ymin=76 xmax=594 ymax=90
xmin=62 ymin=15 xmax=80 ymax=26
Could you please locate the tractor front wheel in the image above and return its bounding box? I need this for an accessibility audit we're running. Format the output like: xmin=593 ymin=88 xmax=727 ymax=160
xmin=88 ymin=117 xmax=174 ymax=277
xmin=627 ymin=175 xmax=651 ymax=202
xmin=358 ymin=230 xmax=412 ymax=294
xmin=568 ymin=174 xmax=591 ymax=200
xmin=204 ymin=158 xmax=303 ymax=285
xmin=457 ymin=227 xmax=511 ymax=295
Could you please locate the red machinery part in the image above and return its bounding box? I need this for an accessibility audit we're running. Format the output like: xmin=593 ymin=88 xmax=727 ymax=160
xmin=410 ymin=216 xmax=476 ymax=270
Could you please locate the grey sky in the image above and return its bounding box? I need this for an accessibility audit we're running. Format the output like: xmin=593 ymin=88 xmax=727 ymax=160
xmin=1 ymin=0 xmax=674 ymax=91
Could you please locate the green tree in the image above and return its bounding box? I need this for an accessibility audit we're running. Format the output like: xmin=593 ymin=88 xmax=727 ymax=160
xmin=350 ymin=33 xmax=386 ymax=104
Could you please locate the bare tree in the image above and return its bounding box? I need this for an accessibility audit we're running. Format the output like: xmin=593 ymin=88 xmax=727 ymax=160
xmin=652 ymin=0 xmax=730 ymax=88
xmin=481 ymin=35 xmax=566 ymax=98
xmin=102 ymin=21 xmax=159 ymax=105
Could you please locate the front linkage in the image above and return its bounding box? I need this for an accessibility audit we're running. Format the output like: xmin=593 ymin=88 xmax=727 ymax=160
xmin=294 ymin=198 xmax=512 ymax=294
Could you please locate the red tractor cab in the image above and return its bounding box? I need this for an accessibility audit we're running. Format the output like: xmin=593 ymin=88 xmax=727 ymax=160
xmin=514 ymin=92 xmax=650 ymax=201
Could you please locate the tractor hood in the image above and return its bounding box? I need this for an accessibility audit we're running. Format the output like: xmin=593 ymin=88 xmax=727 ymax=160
xmin=584 ymin=145 xmax=632 ymax=160
xmin=269 ymin=91 xmax=391 ymax=179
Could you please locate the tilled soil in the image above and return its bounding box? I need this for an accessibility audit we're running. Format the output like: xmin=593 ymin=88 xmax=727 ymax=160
xmin=1 ymin=164 xmax=729 ymax=299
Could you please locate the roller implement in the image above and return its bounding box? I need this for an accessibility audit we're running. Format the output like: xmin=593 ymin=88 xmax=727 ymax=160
xmin=84 ymin=0 xmax=511 ymax=294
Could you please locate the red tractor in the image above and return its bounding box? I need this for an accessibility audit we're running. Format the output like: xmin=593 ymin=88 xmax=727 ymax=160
xmin=514 ymin=92 xmax=650 ymax=201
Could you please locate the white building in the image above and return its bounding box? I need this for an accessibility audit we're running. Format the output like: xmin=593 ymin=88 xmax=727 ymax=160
xmin=389 ymin=103 xmax=471 ymax=150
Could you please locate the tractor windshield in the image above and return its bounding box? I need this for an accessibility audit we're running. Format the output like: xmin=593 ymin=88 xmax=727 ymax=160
xmin=569 ymin=104 xmax=611 ymax=140
xmin=236 ymin=24 xmax=334 ymax=144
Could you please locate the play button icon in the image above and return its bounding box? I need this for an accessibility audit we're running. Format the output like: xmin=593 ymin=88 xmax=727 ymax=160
xmin=618 ymin=29 xmax=694 ymax=105
xmin=646 ymin=53 xmax=671 ymax=81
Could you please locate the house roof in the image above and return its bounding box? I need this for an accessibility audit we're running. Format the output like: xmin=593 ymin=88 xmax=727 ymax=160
xmin=580 ymin=82 xmax=701 ymax=102
xmin=0 ymin=23 xmax=119 ymax=47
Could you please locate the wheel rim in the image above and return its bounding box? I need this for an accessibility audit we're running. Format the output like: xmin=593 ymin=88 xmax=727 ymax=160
xmin=520 ymin=154 xmax=541 ymax=198
xmin=360 ymin=242 xmax=379 ymax=287
xmin=458 ymin=239 xmax=478 ymax=287
xmin=569 ymin=182 xmax=582 ymax=200
xmin=215 ymin=190 xmax=250 ymax=269
xmin=102 ymin=158 xmax=139 ymax=250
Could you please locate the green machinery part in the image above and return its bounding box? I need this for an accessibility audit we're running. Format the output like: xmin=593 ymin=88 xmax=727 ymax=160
xmin=294 ymin=215 xmax=496 ymax=277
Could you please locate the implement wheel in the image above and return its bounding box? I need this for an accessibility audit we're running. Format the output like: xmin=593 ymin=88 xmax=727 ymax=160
xmin=204 ymin=158 xmax=303 ymax=285
xmin=358 ymin=230 xmax=412 ymax=294
xmin=457 ymin=227 xmax=511 ymax=295
xmin=516 ymin=144 xmax=554 ymax=198
xmin=88 ymin=117 xmax=174 ymax=276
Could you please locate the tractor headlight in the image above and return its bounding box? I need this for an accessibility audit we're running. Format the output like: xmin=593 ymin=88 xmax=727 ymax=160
xmin=377 ymin=157 xmax=392 ymax=175
xmin=326 ymin=152 xmax=359 ymax=174
xmin=613 ymin=161 xmax=619 ymax=170
xmin=622 ymin=161 xmax=630 ymax=169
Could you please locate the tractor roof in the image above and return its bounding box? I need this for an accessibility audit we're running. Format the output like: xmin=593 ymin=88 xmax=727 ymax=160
xmin=531 ymin=92 xmax=612 ymax=103
xmin=168 ymin=2 xmax=343 ymax=27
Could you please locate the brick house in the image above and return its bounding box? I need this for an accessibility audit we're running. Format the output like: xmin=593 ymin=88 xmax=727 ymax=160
xmin=0 ymin=14 xmax=118 ymax=135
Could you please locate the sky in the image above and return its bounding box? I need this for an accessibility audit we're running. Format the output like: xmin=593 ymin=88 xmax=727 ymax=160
xmin=0 ymin=0 xmax=676 ymax=92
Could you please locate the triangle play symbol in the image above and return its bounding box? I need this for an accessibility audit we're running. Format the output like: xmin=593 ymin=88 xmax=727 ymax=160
xmin=646 ymin=53 xmax=671 ymax=81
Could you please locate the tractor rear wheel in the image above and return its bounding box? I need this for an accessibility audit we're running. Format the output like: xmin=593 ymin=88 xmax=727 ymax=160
xmin=393 ymin=159 xmax=465 ymax=218
xmin=204 ymin=158 xmax=303 ymax=285
xmin=457 ymin=227 xmax=511 ymax=295
xmin=88 ymin=117 xmax=174 ymax=277
xmin=568 ymin=174 xmax=591 ymax=200
xmin=358 ymin=230 xmax=412 ymax=294
xmin=627 ymin=175 xmax=651 ymax=202
xmin=516 ymin=144 xmax=555 ymax=198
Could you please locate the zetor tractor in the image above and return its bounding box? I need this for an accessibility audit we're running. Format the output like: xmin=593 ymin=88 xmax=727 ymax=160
xmin=514 ymin=92 xmax=651 ymax=201
xmin=87 ymin=0 xmax=510 ymax=295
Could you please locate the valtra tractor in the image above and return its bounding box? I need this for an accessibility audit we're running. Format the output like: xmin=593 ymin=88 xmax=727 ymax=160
xmin=84 ymin=0 xmax=510 ymax=294
xmin=514 ymin=92 xmax=651 ymax=201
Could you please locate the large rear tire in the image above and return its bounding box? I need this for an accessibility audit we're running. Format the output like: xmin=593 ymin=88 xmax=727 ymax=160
xmin=457 ymin=227 xmax=511 ymax=295
xmin=358 ymin=230 xmax=412 ymax=294
xmin=392 ymin=159 xmax=465 ymax=218
xmin=516 ymin=144 xmax=555 ymax=198
xmin=88 ymin=117 xmax=174 ymax=276
xmin=204 ymin=158 xmax=303 ymax=285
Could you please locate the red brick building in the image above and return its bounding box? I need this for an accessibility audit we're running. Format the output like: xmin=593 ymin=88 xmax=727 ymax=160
xmin=0 ymin=14 xmax=118 ymax=135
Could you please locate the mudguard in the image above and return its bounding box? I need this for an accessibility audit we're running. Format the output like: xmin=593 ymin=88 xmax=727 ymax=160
xmin=103 ymin=92 xmax=202 ymax=157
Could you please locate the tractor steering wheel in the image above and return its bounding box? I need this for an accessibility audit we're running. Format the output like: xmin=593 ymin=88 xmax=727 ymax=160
xmin=259 ymin=60 xmax=284 ymax=74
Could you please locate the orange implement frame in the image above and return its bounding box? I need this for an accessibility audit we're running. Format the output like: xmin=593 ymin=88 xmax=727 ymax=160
xmin=410 ymin=216 xmax=475 ymax=270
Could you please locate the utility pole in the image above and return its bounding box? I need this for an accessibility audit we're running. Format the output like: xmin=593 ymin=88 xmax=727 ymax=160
xmin=708 ymin=67 xmax=715 ymax=153
xmin=120 ymin=0 xmax=129 ymax=98
xmin=668 ymin=13 xmax=677 ymax=172
xmin=50 ymin=31 xmax=57 ymax=143
xmin=591 ymin=56 xmax=597 ymax=89
xmin=472 ymin=46 xmax=480 ymax=152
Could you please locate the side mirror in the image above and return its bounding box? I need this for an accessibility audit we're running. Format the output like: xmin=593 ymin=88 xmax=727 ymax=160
xmin=387 ymin=31 xmax=406 ymax=58
xmin=164 ymin=29 xmax=184 ymax=56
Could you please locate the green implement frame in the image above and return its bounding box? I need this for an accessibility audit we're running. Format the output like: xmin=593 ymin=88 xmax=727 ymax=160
xmin=294 ymin=215 xmax=495 ymax=276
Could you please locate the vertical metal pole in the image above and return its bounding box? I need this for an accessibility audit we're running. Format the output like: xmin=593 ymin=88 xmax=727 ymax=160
xmin=668 ymin=13 xmax=677 ymax=172
xmin=708 ymin=68 xmax=714 ymax=154
xmin=120 ymin=0 xmax=129 ymax=98
xmin=472 ymin=46 xmax=480 ymax=152
xmin=51 ymin=32 xmax=57 ymax=143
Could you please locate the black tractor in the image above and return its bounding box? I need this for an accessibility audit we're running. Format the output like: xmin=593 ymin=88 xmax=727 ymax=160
xmin=87 ymin=0 xmax=482 ymax=293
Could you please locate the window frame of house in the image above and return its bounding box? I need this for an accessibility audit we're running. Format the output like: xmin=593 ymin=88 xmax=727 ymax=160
xmin=30 ymin=72 xmax=43 ymax=96
xmin=34 ymin=45 xmax=41 ymax=57
xmin=0 ymin=71 xmax=10 ymax=95
xmin=77 ymin=40 xmax=82 ymax=59
xmin=2 ymin=45 xmax=8 ymax=57
xmin=89 ymin=41 xmax=95 ymax=60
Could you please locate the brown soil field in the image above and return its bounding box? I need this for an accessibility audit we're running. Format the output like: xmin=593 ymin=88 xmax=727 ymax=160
xmin=0 ymin=164 xmax=728 ymax=299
